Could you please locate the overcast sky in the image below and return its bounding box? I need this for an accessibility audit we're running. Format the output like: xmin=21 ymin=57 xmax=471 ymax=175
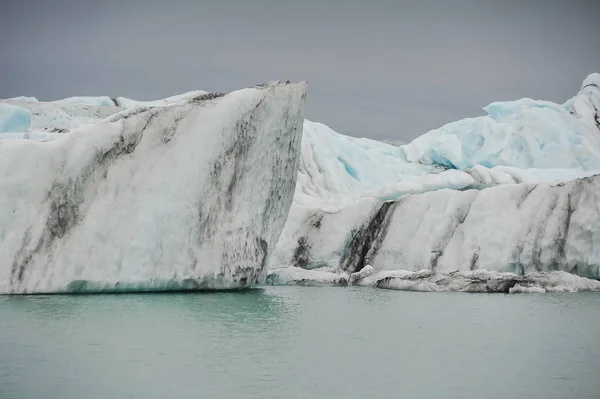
xmin=2 ymin=0 xmax=599 ymax=141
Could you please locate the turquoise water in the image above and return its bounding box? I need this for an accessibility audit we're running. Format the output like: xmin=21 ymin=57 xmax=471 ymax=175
xmin=1 ymin=287 xmax=599 ymax=399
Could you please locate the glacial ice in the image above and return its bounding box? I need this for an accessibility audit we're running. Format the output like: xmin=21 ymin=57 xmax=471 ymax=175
xmin=0 ymin=90 xmax=208 ymax=135
xmin=115 ymin=90 xmax=209 ymax=108
xmin=0 ymin=82 xmax=306 ymax=294
xmin=403 ymin=73 xmax=600 ymax=170
xmin=3 ymin=73 xmax=600 ymax=293
xmin=0 ymin=99 xmax=121 ymax=133
xmin=0 ymin=103 xmax=31 ymax=133
xmin=270 ymin=73 xmax=600 ymax=282
xmin=267 ymin=266 xmax=600 ymax=293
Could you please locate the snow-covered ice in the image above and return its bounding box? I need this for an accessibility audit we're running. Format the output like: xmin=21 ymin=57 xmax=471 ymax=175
xmin=0 ymin=82 xmax=306 ymax=294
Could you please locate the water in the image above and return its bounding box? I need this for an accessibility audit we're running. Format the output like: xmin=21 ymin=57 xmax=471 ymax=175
xmin=1 ymin=287 xmax=599 ymax=399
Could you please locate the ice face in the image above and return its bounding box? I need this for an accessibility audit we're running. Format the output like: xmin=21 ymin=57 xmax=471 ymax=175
xmin=272 ymin=171 xmax=600 ymax=279
xmin=0 ymin=82 xmax=307 ymax=294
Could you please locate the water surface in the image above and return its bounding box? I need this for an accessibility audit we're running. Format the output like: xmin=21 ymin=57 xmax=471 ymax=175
xmin=1 ymin=287 xmax=599 ymax=399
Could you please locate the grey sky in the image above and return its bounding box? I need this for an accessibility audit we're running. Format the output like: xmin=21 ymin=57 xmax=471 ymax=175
xmin=2 ymin=0 xmax=599 ymax=141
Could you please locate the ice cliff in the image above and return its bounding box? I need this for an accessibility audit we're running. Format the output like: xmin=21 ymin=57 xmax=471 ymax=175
xmin=0 ymin=82 xmax=306 ymax=293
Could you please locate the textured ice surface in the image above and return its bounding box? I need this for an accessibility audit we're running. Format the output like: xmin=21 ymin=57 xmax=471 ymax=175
xmin=403 ymin=73 xmax=600 ymax=170
xmin=0 ymin=99 xmax=121 ymax=133
xmin=0 ymin=132 xmax=60 ymax=142
xmin=0 ymin=103 xmax=31 ymax=133
xmin=0 ymin=91 xmax=210 ymax=135
xmin=267 ymin=266 xmax=600 ymax=293
xmin=51 ymin=96 xmax=117 ymax=107
xmin=0 ymin=82 xmax=306 ymax=294
xmin=115 ymin=90 xmax=209 ymax=108
xmin=296 ymin=120 xmax=440 ymax=208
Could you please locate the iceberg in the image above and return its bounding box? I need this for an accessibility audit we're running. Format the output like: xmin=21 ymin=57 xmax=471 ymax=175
xmin=3 ymin=73 xmax=600 ymax=292
xmin=0 ymin=82 xmax=307 ymax=294
xmin=270 ymin=73 xmax=600 ymax=282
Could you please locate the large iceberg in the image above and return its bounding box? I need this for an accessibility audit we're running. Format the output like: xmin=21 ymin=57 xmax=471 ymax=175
xmin=270 ymin=73 xmax=600 ymax=285
xmin=0 ymin=82 xmax=306 ymax=294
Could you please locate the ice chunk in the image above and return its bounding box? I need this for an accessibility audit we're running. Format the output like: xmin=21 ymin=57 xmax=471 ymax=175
xmin=267 ymin=267 xmax=600 ymax=293
xmin=266 ymin=267 xmax=349 ymax=286
xmin=348 ymin=265 xmax=375 ymax=284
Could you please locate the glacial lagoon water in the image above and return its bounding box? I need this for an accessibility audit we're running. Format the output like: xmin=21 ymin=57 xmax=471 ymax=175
xmin=1 ymin=287 xmax=599 ymax=399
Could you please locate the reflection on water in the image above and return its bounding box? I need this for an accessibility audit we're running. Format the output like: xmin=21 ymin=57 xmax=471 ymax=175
xmin=1 ymin=287 xmax=599 ymax=399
